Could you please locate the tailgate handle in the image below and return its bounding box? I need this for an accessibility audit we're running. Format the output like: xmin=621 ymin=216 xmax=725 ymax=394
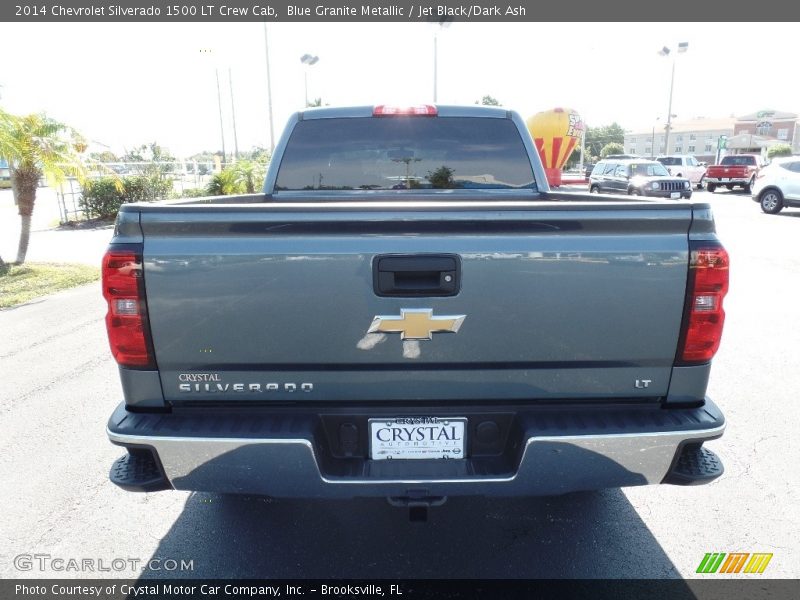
xmin=374 ymin=255 xmax=460 ymax=297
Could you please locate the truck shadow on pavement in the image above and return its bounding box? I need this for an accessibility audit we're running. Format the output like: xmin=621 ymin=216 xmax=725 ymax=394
xmin=137 ymin=445 xmax=690 ymax=579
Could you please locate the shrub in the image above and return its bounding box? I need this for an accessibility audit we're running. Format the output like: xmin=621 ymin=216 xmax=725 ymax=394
xmin=767 ymin=143 xmax=793 ymax=159
xmin=80 ymin=178 xmax=125 ymax=219
xmin=80 ymin=174 xmax=174 ymax=219
xmin=233 ymin=160 xmax=266 ymax=193
xmin=181 ymin=187 xmax=210 ymax=198
xmin=206 ymin=169 xmax=243 ymax=196
xmin=205 ymin=161 xmax=267 ymax=196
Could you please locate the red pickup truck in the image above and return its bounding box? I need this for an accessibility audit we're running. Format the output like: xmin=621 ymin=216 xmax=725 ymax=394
xmin=706 ymin=154 xmax=764 ymax=193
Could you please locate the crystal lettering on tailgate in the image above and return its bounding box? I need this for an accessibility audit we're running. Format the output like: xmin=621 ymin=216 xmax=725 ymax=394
xmin=178 ymin=373 xmax=221 ymax=382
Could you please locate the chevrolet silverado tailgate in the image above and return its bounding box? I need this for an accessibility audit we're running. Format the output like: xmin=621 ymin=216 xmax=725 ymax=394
xmin=139 ymin=201 xmax=692 ymax=403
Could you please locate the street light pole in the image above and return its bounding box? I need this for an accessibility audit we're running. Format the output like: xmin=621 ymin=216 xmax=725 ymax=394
xmin=664 ymin=59 xmax=676 ymax=154
xmin=659 ymin=42 xmax=688 ymax=155
xmin=432 ymin=19 xmax=451 ymax=103
xmin=263 ymin=23 xmax=275 ymax=153
xmin=433 ymin=32 xmax=438 ymax=103
xmin=300 ymin=54 xmax=319 ymax=108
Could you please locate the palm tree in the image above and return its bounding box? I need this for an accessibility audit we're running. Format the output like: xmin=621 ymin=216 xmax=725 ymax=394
xmin=0 ymin=108 xmax=86 ymax=265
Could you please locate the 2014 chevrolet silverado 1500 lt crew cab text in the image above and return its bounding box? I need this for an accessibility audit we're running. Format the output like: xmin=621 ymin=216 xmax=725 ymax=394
xmin=104 ymin=105 xmax=728 ymax=511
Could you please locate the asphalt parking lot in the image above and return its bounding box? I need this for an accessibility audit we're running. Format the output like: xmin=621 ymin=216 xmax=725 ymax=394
xmin=1 ymin=188 xmax=798 ymax=580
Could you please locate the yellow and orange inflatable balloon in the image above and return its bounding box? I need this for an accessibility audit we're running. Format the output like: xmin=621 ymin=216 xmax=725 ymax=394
xmin=526 ymin=108 xmax=584 ymax=187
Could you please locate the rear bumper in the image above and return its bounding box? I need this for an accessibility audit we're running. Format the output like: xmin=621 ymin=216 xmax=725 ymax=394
xmin=706 ymin=177 xmax=750 ymax=185
xmin=643 ymin=189 xmax=692 ymax=199
xmin=107 ymin=400 xmax=725 ymax=497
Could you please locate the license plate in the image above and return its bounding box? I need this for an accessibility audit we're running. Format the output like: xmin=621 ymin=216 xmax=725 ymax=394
xmin=671 ymin=192 xmax=681 ymax=199
xmin=369 ymin=417 xmax=466 ymax=460
xmin=721 ymin=178 xmax=730 ymax=182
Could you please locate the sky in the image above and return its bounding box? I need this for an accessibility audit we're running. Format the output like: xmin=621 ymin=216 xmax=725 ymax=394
xmin=1 ymin=22 xmax=798 ymax=157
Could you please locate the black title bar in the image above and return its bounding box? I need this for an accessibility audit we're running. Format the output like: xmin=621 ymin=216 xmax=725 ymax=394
xmin=3 ymin=0 xmax=797 ymax=22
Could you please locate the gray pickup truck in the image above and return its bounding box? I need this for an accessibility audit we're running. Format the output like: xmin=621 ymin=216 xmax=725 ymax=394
xmin=103 ymin=105 xmax=729 ymax=515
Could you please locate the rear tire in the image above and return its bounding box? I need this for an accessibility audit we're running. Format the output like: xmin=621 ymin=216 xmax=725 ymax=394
xmin=697 ymin=176 xmax=705 ymax=190
xmin=707 ymin=183 xmax=716 ymax=193
xmin=590 ymin=185 xmax=599 ymax=194
xmin=744 ymin=177 xmax=755 ymax=194
xmin=760 ymin=189 xmax=784 ymax=214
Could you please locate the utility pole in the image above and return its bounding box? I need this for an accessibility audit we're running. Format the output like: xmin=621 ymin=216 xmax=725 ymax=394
xmin=215 ymin=68 xmax=226 ymax=166
xmin=228 ymin=68 xmax=239 ymax=161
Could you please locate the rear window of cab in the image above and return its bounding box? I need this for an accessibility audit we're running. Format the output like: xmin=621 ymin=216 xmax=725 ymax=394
xmin=274 ymin=117 xmax=537 ymax=192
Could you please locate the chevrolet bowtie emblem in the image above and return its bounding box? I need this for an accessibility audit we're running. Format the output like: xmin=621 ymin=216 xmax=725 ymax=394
xmin=368 ymin=309 xmax=466 ymax=340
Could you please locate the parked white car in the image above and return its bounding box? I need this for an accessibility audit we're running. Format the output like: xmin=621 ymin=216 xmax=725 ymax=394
xmin=656 ymin=155 xmax=707 ymax=189
xmin=751 ymin=157 xmax=800 ymax=214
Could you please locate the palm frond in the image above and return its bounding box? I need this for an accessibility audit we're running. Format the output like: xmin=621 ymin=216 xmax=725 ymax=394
xmin=0 ymin=110 xmax=87 ymax=184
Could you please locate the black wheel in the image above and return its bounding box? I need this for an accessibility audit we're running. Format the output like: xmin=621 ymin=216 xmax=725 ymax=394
xmin=760 ymin=189 xmax=784 ymax=214
xmin=590 ymin=185 xmax=599 ymax=194
xmin=627 ymin=187 xmax=638 ymax=196
xmin=744 ymin=177 xmax=755 ymax=194
xmin=707 ymin=183 xmax=716 ymax=193
xmin=697 ymin=176 xmax=705 ymax=190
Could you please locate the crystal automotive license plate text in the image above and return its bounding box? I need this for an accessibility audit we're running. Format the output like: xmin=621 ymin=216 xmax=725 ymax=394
xmin=369 ymin=417 xmax=467 ymax=460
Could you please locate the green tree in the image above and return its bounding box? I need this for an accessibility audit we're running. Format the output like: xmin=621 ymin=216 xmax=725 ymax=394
xmin=0 ymin=109 xmax=86 ymax=265
xmin=600 ymin=142 xmax=625 ymax=158
xmin=584 ymin=123 xmax=625 ymax=159
xmin=475 ymin=95 xmax=501 ymax=106
xmin=427 ymin=166 xmax=457 ymax=188
xmin=240 ymin=146 xmax=272 ymax=164
xmin=767 ymin=144 xmax=793 ymax=159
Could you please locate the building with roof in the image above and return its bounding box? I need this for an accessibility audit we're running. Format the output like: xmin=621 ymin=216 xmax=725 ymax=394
xmin=624 ymin=110 xmax=799 ymax=163
xmin=728 ymin=110 xmax=799 ymax=154
xmin=624 ymin=118 xmax=736 ymax=163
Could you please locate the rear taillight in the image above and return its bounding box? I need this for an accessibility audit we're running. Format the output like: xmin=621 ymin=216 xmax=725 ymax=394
xmin=373 ymin=104 xmax=437 ymax=117
xmin=677 ymin=243 xmax=730 ymax=364
xmin=102 ymin=247 xmax=155 ymax=368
